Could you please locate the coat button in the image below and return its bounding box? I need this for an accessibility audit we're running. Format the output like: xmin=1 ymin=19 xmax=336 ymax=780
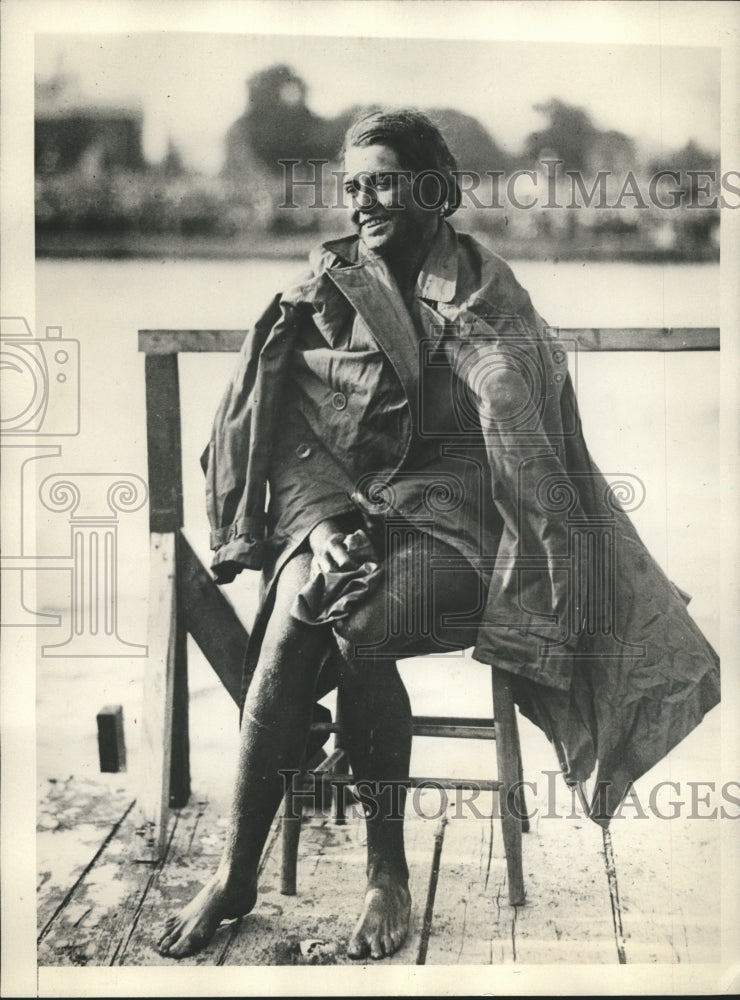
xmin=331 ymin=391 xmax=347 ymax=410
xmin=295 ymin=443 xmax=312 ymax=459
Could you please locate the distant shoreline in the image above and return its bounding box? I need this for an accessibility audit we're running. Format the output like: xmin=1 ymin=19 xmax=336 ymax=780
xmin=35 ymin=231 xmax=720 ymax=264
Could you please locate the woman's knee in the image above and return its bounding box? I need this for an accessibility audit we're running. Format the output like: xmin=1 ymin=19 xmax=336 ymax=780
xmin=332 ymin=596 xmax=408 ymax=664
xmin=332 ymin=603 xmax=379 ymax=653
xmin=271 ymin=551 xmax=313 ymax=616
xmin=259 ymin=552 xmax=323 ymax=667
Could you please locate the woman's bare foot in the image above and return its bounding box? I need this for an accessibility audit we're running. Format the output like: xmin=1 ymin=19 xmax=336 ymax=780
xmin=157 ymin=872 xmax=257 ymax=958
xmin=347 ymin=874 xmax=411 ymax=960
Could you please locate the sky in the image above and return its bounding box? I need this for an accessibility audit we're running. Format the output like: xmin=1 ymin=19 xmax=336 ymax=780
xmin=35 ymin=32 xmax=720 ymax=175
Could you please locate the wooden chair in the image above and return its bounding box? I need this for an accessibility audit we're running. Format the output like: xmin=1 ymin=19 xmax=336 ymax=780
xmin=280 ymin=664 xmax=529 ymax=907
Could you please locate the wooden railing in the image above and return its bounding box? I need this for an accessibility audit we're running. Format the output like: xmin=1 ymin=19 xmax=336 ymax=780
xmin=140 ymin=327 xmax=719 ymax=355
xmin=136 ymin=326 xmax=719 ymax=857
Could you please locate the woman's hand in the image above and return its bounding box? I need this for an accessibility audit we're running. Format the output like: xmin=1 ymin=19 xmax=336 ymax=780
xmin=308 ymin=518 xmax=375 ymax=574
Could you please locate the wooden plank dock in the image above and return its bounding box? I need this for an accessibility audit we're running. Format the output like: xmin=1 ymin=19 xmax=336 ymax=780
xmin=36 ymin=647 xmax=723 ymax=971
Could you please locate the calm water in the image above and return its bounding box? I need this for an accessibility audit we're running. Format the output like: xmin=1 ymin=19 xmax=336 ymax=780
xmin=32 ymin=256 xmax=720 ymax=785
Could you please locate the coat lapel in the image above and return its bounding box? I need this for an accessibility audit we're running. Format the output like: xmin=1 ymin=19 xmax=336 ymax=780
xmin=323 ymin=223 xmax=462 ymax=418
xmin=325 ymin=254 xmax=421 ymax=424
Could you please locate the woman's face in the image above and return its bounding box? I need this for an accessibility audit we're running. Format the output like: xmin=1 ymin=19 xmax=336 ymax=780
xmin=343 ymin=143 xmax=441 ymax=256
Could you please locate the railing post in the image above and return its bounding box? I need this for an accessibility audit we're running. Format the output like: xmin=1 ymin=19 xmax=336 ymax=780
xmin=143 ymin=354 xmax=190 ymax=819
xmin=137 ymin=531 xmax=178 ymax=858
xmin=145 ymin=354 xmax=184 ymax=532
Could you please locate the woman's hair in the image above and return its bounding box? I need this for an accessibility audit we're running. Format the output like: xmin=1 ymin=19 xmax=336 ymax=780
xmin=342 ymin=108 xmax=462 ymax=217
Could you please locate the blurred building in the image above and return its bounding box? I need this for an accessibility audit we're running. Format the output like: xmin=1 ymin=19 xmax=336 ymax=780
xmin=35 ymin=70 xmax=145 ymax=177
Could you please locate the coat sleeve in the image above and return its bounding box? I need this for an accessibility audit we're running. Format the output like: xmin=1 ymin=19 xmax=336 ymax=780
xmin=201 ymin=293 xmax=283 ymax=582
xmin=203 ymin=278 xmax=357 ymax=584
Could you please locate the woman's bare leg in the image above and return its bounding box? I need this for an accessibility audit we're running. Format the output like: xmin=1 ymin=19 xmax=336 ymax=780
xmin=334 ymin=652 xmax=413 ymax=960
xmin=332 ymin=535 xmax=480 ymax=960
xmin=158 ymin=552 xmax=327 ymax=957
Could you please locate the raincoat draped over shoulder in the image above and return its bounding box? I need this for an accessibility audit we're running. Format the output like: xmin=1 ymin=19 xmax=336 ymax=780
xmin=202 ymin=223 xmax=720 ymax=822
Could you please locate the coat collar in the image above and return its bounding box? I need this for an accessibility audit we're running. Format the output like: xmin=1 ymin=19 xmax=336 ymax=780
xmin=322 ymin=221 xmax=459 ymax=305
xmin=415 ymin=221 xmax=459 ymax=304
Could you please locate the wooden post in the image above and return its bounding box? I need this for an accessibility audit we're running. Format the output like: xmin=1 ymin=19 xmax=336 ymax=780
xmin=144 ymin=354 xmax=190 ymax=810
xmin=96 ymin=705 xmax=126 ymax=773
xmin=491 ymin=666 xmax=526 ymax=906
xmin=137 ymin=533 xmax=178 ymax=859
xmin=169 ymin=587 xmax=190 ymax=808
xmin=144 ymin=354 xmax=184 ymax=533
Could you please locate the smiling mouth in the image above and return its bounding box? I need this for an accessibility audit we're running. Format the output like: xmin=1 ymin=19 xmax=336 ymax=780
xmin=361 ymin=217 xmax=390 ymax=230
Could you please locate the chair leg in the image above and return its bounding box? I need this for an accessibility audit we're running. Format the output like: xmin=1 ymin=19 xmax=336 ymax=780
xmin=513 ymin=709 xmax=530 ymax=834
xmin=491 ymin=666 xmax=526 ymax=906
xmin=334 ymin=780 xmax=349 ymax=825
xmin=333 ymin=700 xmax=348 ymax=825
xmin=280 ymin=775 xmax=302 ymax=895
